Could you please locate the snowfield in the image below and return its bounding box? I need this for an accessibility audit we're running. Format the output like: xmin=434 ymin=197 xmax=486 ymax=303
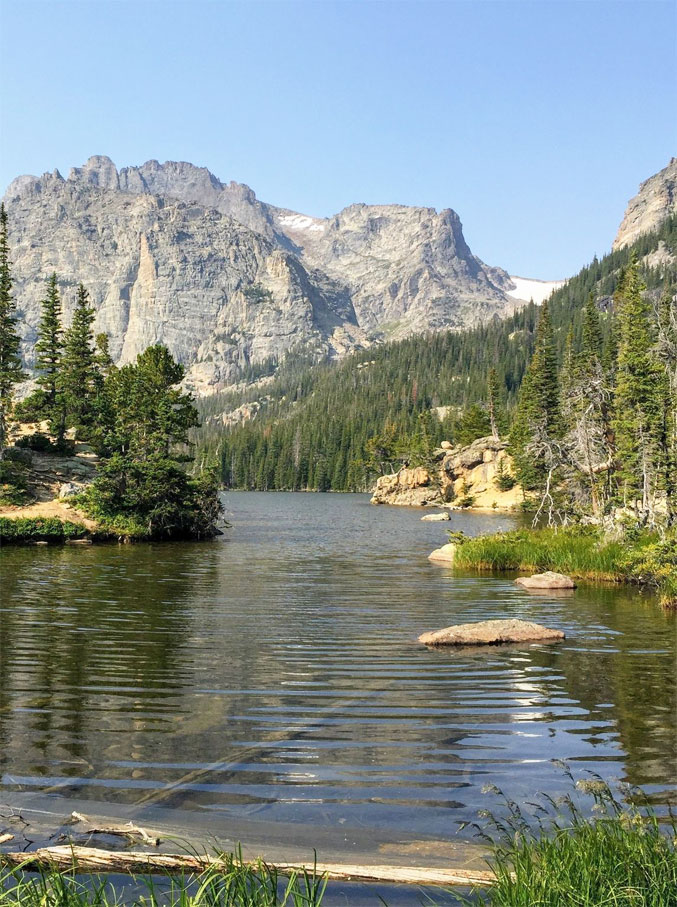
xmin=506 ymin=275 xmax=566 ymax=304
xmin=278 ymin=213 xmax=326 ymax=233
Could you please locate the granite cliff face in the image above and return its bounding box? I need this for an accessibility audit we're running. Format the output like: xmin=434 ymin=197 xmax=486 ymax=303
xmin=4 ymin=156 xmax=522 ymax=392
xmin=613 ymin=158 xmax=677 ymax=250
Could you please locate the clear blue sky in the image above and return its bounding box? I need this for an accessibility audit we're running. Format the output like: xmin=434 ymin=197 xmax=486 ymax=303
xmin=1 ymin=0 xmax=675 ymax=278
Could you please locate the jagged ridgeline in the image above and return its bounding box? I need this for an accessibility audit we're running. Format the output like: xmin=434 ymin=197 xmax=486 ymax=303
xmin=194 ymin=215 xmax=677 ymax=492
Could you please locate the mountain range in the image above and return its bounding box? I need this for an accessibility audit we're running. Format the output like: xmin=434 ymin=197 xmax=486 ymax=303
xmin=4 ymin=156 xmax=559 ymax=393
xmin=3 ymin=155 xmax=675 ymax=394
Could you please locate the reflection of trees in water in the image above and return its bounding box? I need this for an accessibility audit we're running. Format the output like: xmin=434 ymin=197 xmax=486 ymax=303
xmin=526 ymin=586 xmax=676 ymax=789
xmin=0 ymin=543 xmax=220 ymax=790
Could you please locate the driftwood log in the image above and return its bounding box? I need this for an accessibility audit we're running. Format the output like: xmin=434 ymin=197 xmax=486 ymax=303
xmin=0 ymin=844 xmax=497 ymax=888
xmin=68 ymin=812 xmax=160 ymax=846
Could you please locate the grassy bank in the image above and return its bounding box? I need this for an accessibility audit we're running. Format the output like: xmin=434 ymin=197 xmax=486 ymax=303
xmin=2 ymin=793 xmax=675 ymax=906
xmin=451 ymin=526 xmax=677 ymax=608
xmin=0 ymin=855 xmax=328 ymax=906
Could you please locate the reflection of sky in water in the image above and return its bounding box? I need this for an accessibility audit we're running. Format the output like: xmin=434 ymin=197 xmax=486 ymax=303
xmin=1 ymin=492 xmax=676 ymax=855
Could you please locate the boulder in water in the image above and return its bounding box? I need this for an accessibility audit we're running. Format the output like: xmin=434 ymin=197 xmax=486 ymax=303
xmin=428 ymin=543 xmax=456 ymax=563
xmin=419 ymin=618 xmax=565 ymax=647
xmin=515 ymin=571 xmax=576 ymax=589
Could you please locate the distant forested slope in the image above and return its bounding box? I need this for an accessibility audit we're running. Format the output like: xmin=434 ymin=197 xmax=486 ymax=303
xmin=194 ymin=216 xmax=677 ymax=492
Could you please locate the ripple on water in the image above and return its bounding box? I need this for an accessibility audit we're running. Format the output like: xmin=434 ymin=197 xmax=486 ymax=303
xmin=1 ymin=492 xmax=676 ymax=850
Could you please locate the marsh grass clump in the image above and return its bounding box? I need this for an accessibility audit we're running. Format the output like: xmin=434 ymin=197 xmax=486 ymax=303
xmin=0 ymin=851 xmax=329 ymax=906
xmin=461 ymin=773 xmax=677 ymax=906
xmin=451 ymin=526 xmax=626 ymax=579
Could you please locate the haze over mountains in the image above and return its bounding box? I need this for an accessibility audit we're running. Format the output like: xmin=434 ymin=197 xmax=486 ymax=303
xmin=3 ymin=155 xmax=674 ymax=394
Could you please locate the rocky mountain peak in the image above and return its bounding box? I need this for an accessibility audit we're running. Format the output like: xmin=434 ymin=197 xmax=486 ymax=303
xmin=613 ymin=157 xmax=677 ymax=250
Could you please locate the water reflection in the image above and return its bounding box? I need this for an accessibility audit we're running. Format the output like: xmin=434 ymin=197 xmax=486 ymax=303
xmin=1 ymin=493 xmax=675 ymax=851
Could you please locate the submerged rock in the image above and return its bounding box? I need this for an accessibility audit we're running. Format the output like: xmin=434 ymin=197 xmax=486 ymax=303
xmin=515 ymin=571 xmax=576 ymax=590
xmin=421 ymin=512 xmax=450 ymax=521
xmin=418 ymin=618 xmax=565 ymax=647
xmin=428 ymin=543 xmax=456 ymax=563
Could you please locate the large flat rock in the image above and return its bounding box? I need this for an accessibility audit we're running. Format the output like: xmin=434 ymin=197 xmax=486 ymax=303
xmin=418 ymin=618 xmax=565 ymax=647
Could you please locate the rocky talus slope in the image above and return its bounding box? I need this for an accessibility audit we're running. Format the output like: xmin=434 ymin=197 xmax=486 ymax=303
xmin=4 ymin=156 xmax=521 ymax=392
xmin=613 ymin=157 xmax=677 ymax=250
xmin=370 ymin=436 xmax=521 ymax=510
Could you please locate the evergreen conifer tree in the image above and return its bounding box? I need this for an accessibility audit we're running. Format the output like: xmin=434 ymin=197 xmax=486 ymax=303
xmin=509 ymin=300 xmax=562 ymax=493
xmin=612 ymin=256 xmax=665 ymax=522
xmin=0 ymin=204 xmax=24 ymax=449
xmin=60 ymin=283 xmax=98 ymax=436
xmin=487 ymin=368 xmax=501 ymax=440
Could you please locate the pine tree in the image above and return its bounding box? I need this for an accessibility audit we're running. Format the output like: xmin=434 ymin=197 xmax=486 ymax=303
xmin=60 ymin=283 xmax=98 ymax=436
xmin=612 ymin=257 xmax=665 ymax=522
xmin=0 ymin=203 xmax=25 ymax=449
xmin=487 ymin=367 xmax=501 ymax=440
xmin=34 ymin=273 xmax=63 ymax=407
xmin=509 ymin=300 xmax=562 ymax=495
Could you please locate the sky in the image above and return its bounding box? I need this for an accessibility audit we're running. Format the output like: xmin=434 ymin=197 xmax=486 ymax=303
xmin=0 ymin=0 xmax=675 ymax=279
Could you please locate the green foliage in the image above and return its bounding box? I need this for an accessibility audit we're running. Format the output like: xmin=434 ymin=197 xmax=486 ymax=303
xmin=0 ymin=460 xmax=32 ymax=505
xmin=0 ymin=203 xmax=25 ymax=449
xmin=242 ymin=283 xmax=274 ymax=305
xmin=15 ymin=432 xmax=75 ymax=455
xmin=81 ymin=345 xmax=221 ymax=540
xmin=0 ymin=516 xmax=87 ymax=543
xmin=34 ymin=273 xmax=64 ymax=419
xmin=468 ymin=776 xmax=677 ymax=906
xmin=612 ymin=257 xmax=668 ymax=518
xmin=452 ymin=524 xmax=677 ymax=606
xmin=508 ymin=301 xmax=562 ymax=492
xmin=0 ymin=848 xmax=329 ymax=906
xmin=60 ymin=283 xmax=98 ymax=437
xmin=454 ymin=404 xmax=491 ymax=447
xmin=494 ymin=459 xmax=516 ymax=492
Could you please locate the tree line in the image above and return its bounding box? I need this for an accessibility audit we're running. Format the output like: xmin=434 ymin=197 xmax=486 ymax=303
xmin=0 ymin=203 xmax=220 ymax=539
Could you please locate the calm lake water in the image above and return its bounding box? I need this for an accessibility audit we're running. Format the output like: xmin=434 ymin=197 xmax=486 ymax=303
xmin=1 ymin=493 xmax=676 ymax=875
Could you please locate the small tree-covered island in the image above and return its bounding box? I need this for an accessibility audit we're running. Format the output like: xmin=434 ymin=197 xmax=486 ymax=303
xmin=0 ymin=204 xmax=222 ymax=542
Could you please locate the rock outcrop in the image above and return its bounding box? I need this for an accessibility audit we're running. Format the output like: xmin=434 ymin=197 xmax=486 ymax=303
xmin=3 ymin=156 xmax=524 ymax=393
xmin=371 ymin=436 xmax=522 ymax=510
xmin=613 ymin=158 xmax=677 ymax=250
xmin=418 ymin=618 xmax=565 ymax=647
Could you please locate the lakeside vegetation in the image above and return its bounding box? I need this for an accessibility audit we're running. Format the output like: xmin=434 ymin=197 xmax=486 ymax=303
xmin=2 ymin=780 xmax=675 ymax=905
xmin=0 ymin=204 xmax=221 ymax=542
xmin=451 ymin=526 xmax=677 ymax=608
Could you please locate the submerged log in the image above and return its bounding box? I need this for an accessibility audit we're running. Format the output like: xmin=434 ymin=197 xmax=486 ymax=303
xmin=1 ymin=844 xmax=497 ymax=888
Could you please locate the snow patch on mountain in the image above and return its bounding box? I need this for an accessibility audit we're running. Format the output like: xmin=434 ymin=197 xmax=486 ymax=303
xmin=507 ymin=276 xmax=565 ymax=304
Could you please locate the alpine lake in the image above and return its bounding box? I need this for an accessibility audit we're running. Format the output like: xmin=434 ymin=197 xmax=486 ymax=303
xmin=1 ymin=493 xmax=676 ymax=904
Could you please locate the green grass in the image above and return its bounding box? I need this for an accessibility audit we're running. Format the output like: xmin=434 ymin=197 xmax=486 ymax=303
xmin=451 ymin=526 xmax=677 ymax=608
xmin=0 ymin=516 xmax=89 ymax=544
xmin=464 ymin=775 xmax=677 ymax=906
xmin=0 ymin=853 xmax=328 ymax=906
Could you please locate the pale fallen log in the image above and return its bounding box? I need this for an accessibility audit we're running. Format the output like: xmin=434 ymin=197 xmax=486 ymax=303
xmin=69 ymin=812 xmax=160 ymax=846
xmin=0 ymin=844 xmax=497 ymax=888
xmin=0 ymin=834 xmax=14 ymax=845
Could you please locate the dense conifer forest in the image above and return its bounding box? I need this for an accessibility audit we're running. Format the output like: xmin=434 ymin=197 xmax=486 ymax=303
xmin=194 ymin=215 xmax=677 ymax=495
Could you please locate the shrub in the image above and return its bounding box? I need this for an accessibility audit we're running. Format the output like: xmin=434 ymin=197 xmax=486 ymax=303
xmin=0 ymin=517 xmax=88 ymax=543
xmin=15 ymin=433 xmax=75 ymax=455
